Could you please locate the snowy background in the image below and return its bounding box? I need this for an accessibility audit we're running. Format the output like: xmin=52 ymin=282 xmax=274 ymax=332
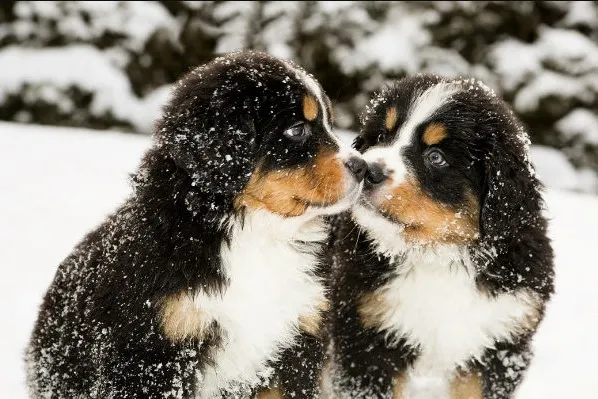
xmin=2 ymin=1 xmax=598 ymax=398
xmin=1 ymin=1 xmax=597 ymax=191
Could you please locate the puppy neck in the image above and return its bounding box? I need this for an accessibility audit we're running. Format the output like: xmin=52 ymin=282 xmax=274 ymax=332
xmin=228 ymin=209 xmax=330 ymax=245
xmin=351 ymin=204 xmax=472 ymax=272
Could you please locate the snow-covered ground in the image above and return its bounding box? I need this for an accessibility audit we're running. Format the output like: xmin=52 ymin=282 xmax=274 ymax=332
xmin=2 ymin=122 xmax=598 ymax=398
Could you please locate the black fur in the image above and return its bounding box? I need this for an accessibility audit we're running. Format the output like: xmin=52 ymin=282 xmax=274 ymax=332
xmin=273 ymin=331 xmax=327 ymax=397
xmin=329 ymin=74 xmax=555 ymax=398
xmin=328 ymin=214 xmax=417 ymax=397
xmin=26 ymin=51 xmax=337 ymax=399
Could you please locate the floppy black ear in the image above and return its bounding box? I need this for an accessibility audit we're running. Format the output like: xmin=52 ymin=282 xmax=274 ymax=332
xmin=145 ymin=80 xmax=260 ymax=226
xmin=162 ymin=111 xmax=258 ymax=224
xmin=479 ymin=133 xmax=543 ymax=240
xmin=475 ymin=117 xmax=554 ymax=298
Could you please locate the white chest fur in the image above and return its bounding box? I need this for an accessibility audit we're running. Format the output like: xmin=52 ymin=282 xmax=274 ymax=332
xmin=195 ymin=212 xmax=328 ymax=398
xmin=368 ymin=247 xmax=539 ymax=398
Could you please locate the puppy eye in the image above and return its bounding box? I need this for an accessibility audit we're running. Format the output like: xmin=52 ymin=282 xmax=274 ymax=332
xmin=376 ymin=133 xmax=385 ymax=144
xmin=283 ymin=123 xmax=311 ymax=142
xmin=426 ymin=149 xmax=448 ymax=167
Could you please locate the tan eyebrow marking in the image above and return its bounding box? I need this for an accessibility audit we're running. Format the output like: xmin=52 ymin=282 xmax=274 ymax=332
xmin=423 ymin=122 xmax=447 ymax=145
xmin=385 ymin=107 xmax=398 ymax=131
xmin=303 ymin=94 xmax=319 ymax=121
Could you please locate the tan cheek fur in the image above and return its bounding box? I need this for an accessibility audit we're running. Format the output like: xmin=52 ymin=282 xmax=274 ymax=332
xmin=235 ymin=150 xmax=345 ymax=217
xmin=377 ymin=179 xmax=480 ymax=244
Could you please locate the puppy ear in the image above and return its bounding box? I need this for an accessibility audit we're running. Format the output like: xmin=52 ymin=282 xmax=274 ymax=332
xmin=476 ymin=117 xmax=553 ymax=296
xmin=479 ymin=133 xmax=543 ymax=240
xmin=154 ymin=98 xmax=259 ymax=225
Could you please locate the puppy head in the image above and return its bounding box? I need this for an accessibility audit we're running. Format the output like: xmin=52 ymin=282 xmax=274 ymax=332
xmin=352 ymin=74 xmax=544 ymax=250
xmin=151 ymin=51 xmax=364 ymax=225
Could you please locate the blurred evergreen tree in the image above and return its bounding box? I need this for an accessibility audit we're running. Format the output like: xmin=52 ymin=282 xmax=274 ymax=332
xmin=0 ymin=1 xmax=596 ymax=183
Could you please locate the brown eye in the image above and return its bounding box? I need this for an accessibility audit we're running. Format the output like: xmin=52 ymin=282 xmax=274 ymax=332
xmin=283 ymin=123 xmax=311 ymax=142
xmin=427 ymin=149 xmax=448 ymax=167
xmin=376 ymin=133 xmax=385 ymax=144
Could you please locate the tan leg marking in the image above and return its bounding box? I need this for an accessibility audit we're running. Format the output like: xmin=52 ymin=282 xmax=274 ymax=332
xmin=450 ymin=370 xmax=483 ymax=399
xmin=298 ymin=299 xmax=330 ymax=337
xmin=160 ymin=291 xmax=210 ymax=342
xmin=392 ymin=372 xmax=407 ymax=399
xmin=255 ymin=387 xmax=284 ymax=399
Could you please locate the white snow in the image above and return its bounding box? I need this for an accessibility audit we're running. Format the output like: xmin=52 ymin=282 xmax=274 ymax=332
xmin=490 ymin=39 xmax=541 ymax=92
xmin=13 ymin=1 xmax=176 ymax=51
xmin=561 ymin=1 xmax=598 ymax=29
xmin=335 ymin=4 xmax=430 ymax=75
xmin=538 ymin=27 xmax=598 ymax=75
xmin=556 ymin=108 xmax=598 ymax=145
xmin=515 ymin=188 xmax=598 ymax=399
xmin=530 ymin=145 xmax=598 ymax=192
xmin=213 ymin=2 xmax=255 ymax=55
xmin=0 ymin=45 xmax=134 ymax=112
xmin=259 ymin=2 xmax=302 ymax=60
xmin=514 ymin=70 xmax=593 ymax=113
xmin=492 ymin=26 xmax=598 ymax=112
xmin=0 ymin=123 xmax=151 ymax=398
xmin=134 ymin=84 xmax=174 ymax=134
xmin=0 ymin=45 xmax=174 ymax=134
xmin=1 ymin=123 xmax=598 ymax=398
xmin=0 ymin=45 xmax=133 ymax=119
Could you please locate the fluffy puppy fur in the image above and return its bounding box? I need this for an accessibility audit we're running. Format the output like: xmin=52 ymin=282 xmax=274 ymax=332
xmin=26 ymin=51 xmax=366 ymax=399
xmin=328 ymin=74 xmax=554 ymax=399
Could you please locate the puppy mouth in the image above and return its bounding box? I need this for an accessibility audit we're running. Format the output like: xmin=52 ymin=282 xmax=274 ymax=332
xmin=345 ymin=181 xmax=364 ymax=202
xmin=295 ymin=197 xmax=336 ymax=209
xmin=356 ymin=196 xmax=383 ymax=217
xmin=356 ymin=190 xmax=380 ymax=211
xmin=296 ymin=181 xmax=363 ymax=209
xmin=357 ymin=196 xmax=414 ymax=228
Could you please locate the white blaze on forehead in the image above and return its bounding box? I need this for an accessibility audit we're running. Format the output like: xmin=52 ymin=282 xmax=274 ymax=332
xmin=394 ymin=81 xmax=459 ymax=149
xmin=362 ymin=81 xmax=459 ymax=181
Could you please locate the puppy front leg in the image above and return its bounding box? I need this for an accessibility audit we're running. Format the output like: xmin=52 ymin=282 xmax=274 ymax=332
xmin=95 ymin=336 xmax=203 ymax=399
xmin=480 ymin=336 xmax=534 ymax=399
xmin=279 ymin=330 xmax=326 ymax=398
xmin=257 ymin=331 xmax=326 ymax=399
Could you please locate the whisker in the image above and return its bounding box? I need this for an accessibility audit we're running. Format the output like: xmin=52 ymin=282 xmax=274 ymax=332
xmin=353 ymin=225 xmax=363 ymax=254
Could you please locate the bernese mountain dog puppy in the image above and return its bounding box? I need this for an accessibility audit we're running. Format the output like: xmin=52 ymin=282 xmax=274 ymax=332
xmin=328 ymin=74 xmax=554 ymax=399
xmin=26 ymin=51 xmax=366 ymax=399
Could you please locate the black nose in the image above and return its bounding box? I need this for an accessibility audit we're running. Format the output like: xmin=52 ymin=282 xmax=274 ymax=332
xmin=345 ymin=156 xmax=367 ymax=181
xmin=365 ymin=163 xmax=387 ymax=186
